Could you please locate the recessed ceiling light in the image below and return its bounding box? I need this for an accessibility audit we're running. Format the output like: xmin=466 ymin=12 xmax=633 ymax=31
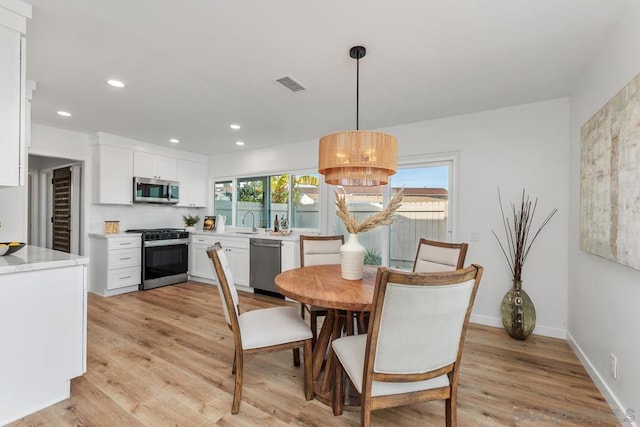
xmin=169 ymin=138 xmax=180 ymax=143
xmin=235 ymin=141 xmax=245 ymax=146
xmin=230 ymin=124 xmax=241 ymax=130
xmin=57 ymin=111 xmax=72 ymax=117
xmin=107 ymin=79 xmax=125 ymax=88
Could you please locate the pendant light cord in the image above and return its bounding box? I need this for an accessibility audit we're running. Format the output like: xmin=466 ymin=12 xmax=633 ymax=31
xmin=356 ymin=54 xmax=360 ymax=131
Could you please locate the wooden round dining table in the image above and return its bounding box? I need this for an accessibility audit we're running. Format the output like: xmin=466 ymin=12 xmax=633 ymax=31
xmin=275 ymin=264 xmax=378 ymax=405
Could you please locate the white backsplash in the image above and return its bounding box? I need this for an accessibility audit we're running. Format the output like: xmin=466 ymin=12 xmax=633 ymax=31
xmin=90 ymin=204 xmax=206 ymax=233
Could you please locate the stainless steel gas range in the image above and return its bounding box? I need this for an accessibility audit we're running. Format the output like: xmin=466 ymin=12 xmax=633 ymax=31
xmin=126 ymin=228 xmax=189 ymax=290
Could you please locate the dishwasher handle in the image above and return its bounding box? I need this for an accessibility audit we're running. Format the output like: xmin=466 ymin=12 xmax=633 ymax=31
xmin=250 ymin=238 xmax=282 ymax=248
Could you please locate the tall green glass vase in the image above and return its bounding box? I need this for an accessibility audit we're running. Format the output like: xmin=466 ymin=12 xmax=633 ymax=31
xmin=500 ymin=280 xmax=536 ymax=340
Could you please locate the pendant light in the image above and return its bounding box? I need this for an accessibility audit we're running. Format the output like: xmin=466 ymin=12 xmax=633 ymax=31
xmin=318 ymin=45 xmax=397 ymax=186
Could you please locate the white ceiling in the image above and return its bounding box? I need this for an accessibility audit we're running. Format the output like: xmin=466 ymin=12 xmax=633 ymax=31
xmin=24 ymin=0 xmax=633 ymax=157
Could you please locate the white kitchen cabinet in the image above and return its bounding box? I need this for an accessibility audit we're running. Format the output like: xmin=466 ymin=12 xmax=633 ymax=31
xmin=177 ymin=159 xmax=208 ymax=207
xmin=134 ymin=151 xmax=178 ymax=181
xmin=89 ymin=234 xmax=141 ymax=296
xmin=226 ymin=241 xmax=250 ymax=286
xmin=189 ymin=235 xmax=216 ymax=280
xmin=92 ymin=144 xmax=134 ymax=205
xmin=281 ymin=240 xmax=300 ymax=272
xmin=188 ymin=234 xmax=249 ymax=286
xmin=0 ymin=246 xmax=87 ymax=425
xmin=0 ymin=16 xmax=27 ymax=186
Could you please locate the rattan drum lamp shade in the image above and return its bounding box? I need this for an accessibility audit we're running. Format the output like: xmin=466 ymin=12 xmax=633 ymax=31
xmin=318 ymin=46 xmax=397 ymax=186
xmin=318 ymin=130 xmax=396 ymax=186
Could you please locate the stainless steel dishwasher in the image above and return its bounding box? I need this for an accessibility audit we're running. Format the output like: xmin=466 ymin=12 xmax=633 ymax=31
xmin=249 ymin=238 xmax=283 ymax=298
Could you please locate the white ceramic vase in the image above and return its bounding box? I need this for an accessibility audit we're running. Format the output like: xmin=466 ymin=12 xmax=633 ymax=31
xmin=341 ymin=233 xmax=365 ymax=280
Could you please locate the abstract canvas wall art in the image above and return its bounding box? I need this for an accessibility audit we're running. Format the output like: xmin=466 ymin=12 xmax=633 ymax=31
xmin=580 ymin=72 xmax=640 ymax=270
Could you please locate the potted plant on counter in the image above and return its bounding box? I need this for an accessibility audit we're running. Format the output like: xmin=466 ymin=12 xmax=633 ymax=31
xmin=182 ymin=214 xmax=200 ymax=232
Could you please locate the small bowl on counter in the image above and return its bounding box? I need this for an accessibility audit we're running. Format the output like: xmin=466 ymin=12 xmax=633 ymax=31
xmin=0 ymin=242 xmax=26 ymax=256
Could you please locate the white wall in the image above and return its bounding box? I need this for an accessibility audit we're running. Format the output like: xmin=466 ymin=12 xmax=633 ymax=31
xmin=211 ymin=97 xmax=571 ymax=338
xmin=568 ymin=1 xmax=640 ymax=423
xmin=27 ymin=125 xmax=206 ymax=249
xmin=0 ymin=179 xmax=27 ymax=242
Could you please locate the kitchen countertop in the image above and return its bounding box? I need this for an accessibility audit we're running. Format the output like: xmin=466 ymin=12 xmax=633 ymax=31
xmin=89 ymin=232 xmax=141 ymax=239
xmin=0 ymin=245 xmax=89 ymax=275
xmin=190 ymin=230 xmax=303 ymax=241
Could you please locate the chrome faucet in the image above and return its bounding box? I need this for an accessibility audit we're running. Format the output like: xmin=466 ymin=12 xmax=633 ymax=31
xmin=241 ymin=211 xmax=257 ymax=232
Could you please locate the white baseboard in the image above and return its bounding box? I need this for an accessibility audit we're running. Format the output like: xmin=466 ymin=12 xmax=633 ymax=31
xmin=566 ymin=332 xmax=637 ymax=427
xmin=470 ymin=313 xmax=566 ymax=339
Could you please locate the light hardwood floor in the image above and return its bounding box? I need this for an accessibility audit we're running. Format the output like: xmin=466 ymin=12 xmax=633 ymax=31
xmin=9 ymin=281 xmax=619 ymax=426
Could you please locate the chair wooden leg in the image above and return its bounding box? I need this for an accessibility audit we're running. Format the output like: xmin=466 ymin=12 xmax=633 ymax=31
xmin=300 ymin=303 xmax=306 ymax=319
xmin=310 ymin=312 xmax=318 ymax=346
xmin=361 ymin=398 xmax=372 ymax=427
xmin=231 ymin=352 xmax=236 ymax=374
xmin=232 ymin=351 xmax=243 ymax=414
xmin=293 ymin=348 xmax=301 ymax=366
xmin=332 ymin=353 xmax=344 ymax=416
xmin=445 ymin=395 xmax=457 ymax=427
xmin=303 ymin=339 xmax=313 ymax=400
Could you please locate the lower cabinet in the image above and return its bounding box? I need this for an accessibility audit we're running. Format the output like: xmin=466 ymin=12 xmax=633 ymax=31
xmin=188 ymin=234 xmax=249 ymax=287
xmin=89 ymin=234 xmax=141 ymax=296
xmin=189 ymin=234 xmax=299 ymax=287
xmin=223 ymin=239 xmax=249 ymax=286
xmin=281 ymin=240 xmax=300 ymax=272
xmin=0 ymin=262 xmax=87 ymax=425
xmin=189 ymin=236 xmax=216 ymax=280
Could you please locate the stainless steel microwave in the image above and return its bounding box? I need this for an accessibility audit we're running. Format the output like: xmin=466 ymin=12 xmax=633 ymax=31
xmin=133 ymin=177 xmax=180 ymax=204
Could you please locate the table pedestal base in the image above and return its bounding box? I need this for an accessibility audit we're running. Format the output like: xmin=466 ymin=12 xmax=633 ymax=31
xmin=311 ymin=309 xmax=368 ymax=407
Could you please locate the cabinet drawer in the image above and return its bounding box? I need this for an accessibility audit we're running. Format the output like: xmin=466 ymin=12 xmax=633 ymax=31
xmin=219 ymin=238 xmax=249 ymax=250
xmin=109 ymin=248 xmax=141 ymax=269
xmin=107 ymin=237 xmax=141 ymax=250
xmin=191 ymin=235 xmax=217 ymax=246
xmin=107 ymin=266 xmax=141 ymax=290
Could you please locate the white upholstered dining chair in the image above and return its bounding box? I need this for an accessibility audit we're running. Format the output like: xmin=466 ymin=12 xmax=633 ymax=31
xmin=299 ymin=234 xmax=344 ymax=344
xmin=207 ymin=243 xmax=313 ymax=414
xmin=331 ymin=264 xmax=484 ymax=426
xmin=412 ymin=238 xmax=468 ymax=272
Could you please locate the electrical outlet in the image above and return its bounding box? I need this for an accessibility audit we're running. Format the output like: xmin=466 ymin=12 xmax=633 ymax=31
xmin=609 ymin=353 xmax=617 ymax=379
xmin=470 ymin=230 xmax=479 ymax=242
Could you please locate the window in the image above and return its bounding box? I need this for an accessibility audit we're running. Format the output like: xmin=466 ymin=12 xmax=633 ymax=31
xmin=215 ymin=172 xmax=320 ymax=231
xmin=389 ymin=164 xmax=451 ymax=269
xmin=333 ymin=186 xmax=384 ymax=266
xmin=291 ymin=173 xmax=320 ymax=229
xmin=237 ymin=176 xmax=266 ymax=228
xmin=213 ymin=180 xmax=233 ymax=220
xmin=330 ymin=159 xmax=454 ymax=269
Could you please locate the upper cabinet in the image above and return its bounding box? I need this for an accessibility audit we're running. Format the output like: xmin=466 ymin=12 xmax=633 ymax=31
xmin=90 ymin=132 xmax=209 ymax=206
xmin=92 ymin=143 xmax=133 ymax=205
xmin=0 ymin=1 xmax=31 ymax=187
xmin=134 ymin=152 xmax=178 ymax=181
xmin=177 ymin=159 xmax=208 ymax=207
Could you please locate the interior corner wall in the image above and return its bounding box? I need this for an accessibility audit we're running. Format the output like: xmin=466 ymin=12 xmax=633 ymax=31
xmin=211 ymin=97 xmax=571 ymax=338
xmin=568 ymin=1 xmax=640 ymax=423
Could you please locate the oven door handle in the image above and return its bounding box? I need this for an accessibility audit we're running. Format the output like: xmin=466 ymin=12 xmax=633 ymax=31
xmin=144 ymin=238 xmax=190 ymax=247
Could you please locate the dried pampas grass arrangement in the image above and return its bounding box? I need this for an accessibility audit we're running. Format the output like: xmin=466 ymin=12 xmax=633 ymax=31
xmin=335 ymin=190 xmax=403 ymax=234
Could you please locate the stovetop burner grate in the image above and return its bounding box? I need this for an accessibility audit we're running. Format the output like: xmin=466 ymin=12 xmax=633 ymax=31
xmin=126 ymin=228 xmax=189 ymax=241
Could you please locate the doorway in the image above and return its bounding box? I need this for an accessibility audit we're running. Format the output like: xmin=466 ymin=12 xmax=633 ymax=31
xmin=28 ymin=155 xmax=83 ymax=255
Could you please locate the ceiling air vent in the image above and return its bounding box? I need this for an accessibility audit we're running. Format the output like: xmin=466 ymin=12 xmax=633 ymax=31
xmin=275 ymin=75 xmax=307 ymax=93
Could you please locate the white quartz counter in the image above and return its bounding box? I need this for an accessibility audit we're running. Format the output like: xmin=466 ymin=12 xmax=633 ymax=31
xmin=88 ymin=232 xmax=141 ymax=239
xmin=190 ymin=230 xmax=302 ymax=242
xmin=0 ymin=245 xmax=89 ymax=275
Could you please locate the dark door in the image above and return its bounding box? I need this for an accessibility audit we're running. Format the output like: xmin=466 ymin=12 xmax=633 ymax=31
xmin=52 ymin=167 xmax=72 ymax=253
